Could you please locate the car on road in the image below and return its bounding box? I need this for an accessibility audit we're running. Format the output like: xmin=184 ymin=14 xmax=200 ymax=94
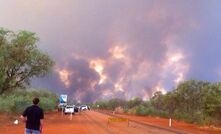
xmin=74 ymin=106 xmax=80 ymax=112
xmin=64 ymin=105 xmax=75 ymax=114
xmin=80 ymin=105 xmax=90 ymax=111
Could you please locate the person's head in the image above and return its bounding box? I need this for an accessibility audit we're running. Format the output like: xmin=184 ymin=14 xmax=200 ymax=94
xmin=33 ymin=97 xmax=40 ymax=105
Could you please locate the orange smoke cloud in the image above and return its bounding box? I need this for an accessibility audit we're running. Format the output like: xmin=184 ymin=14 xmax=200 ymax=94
xmin=109 ymin=45 xmax=126 ymax=59
xmin=55 ymin=67 xmax=72 ymax=88
xmin=89 ymin=59 xmax=107 ymax=84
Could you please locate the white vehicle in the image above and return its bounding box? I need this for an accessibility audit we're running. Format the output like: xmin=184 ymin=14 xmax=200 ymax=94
xmin=64 ymin=105 xmax=74 ymax=114
xmin=80 ymin=105 xmax=88 ymax=111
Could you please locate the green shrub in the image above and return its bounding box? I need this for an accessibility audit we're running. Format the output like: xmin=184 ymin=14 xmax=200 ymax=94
xmin=128 ymin=107 xmax=137 ymax=114
xmin=0 ymin=89 xmax=58 ymax=114
xmin=155 ymin=110 xmax=169 ymax=118
xmin=123 ymin=108 xmax=129 ymax=113
xmin=135 ymin=105 xmax=148 ymax=115
xmin=172 ymin=110 xmax=218 ymax=125
xmin=39 ymin=97 xmax=58 ymax=112
xmin=0 ymin=95 xmax=31 ymax=114
xmin=133 ymin=105 xmax=169 ymax=117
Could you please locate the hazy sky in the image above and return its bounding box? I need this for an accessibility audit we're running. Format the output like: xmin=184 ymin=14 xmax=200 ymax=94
xmin=1 ymin=0 xmax=221 ymax=102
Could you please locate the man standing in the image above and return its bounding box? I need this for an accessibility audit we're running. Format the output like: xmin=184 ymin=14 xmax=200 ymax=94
xmin=21 ymin=98 xmax=44 ymax=134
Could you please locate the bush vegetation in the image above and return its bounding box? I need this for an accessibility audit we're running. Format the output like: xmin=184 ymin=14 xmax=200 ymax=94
xmin=93 ymin=80 xmax=221 ymax=126
xmin=0 ymin=28 xmax=57 ymax=115
xmin=0 ymin=89 xmax=58 ymax=114
xmin=0 ymin=28 xmax=54 ymax=95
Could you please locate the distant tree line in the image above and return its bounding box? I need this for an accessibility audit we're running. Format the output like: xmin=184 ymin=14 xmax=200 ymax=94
xmin=93 ymin=80 xmax=221 ymax=125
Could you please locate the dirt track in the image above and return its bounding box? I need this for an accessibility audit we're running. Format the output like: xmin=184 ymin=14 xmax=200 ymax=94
xmin=0 ymin=111 xmax=220 ymax=134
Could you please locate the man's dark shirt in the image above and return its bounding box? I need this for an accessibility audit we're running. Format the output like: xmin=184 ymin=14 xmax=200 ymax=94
xmin=22 ymin=105 xmax=44 ymax=130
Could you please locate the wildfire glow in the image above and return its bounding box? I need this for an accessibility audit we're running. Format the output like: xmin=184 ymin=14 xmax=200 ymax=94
xmin=109 ymin=45 xmax=126 ymax=59
xmin=99 ymin=75 xmax=107 ymax=84
xmin=55 ymin=68 xmax=72 ymax=88
xmin=165 ymin=51 xmax=189 ymax=85
xmin=174 ymin=72 xmax=184 ymax=84
xmin=169 ymin=53 xmax=184 ymax=63
xmin=114 ymin=83 xmax=124 ymax=92
xmin=154 ymin=84 xmax=167 ymax=95
xmin=89 ymin=59 xmax=107 ymax=84
xmin=102 ymin=90 xmax=113 ymax=97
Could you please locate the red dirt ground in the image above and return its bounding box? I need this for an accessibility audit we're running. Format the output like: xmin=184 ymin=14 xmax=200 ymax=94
xmin=114 ymin=112 xmax=221 ymax=134
xmin=0 ymin=111 xmax=220 ymax=134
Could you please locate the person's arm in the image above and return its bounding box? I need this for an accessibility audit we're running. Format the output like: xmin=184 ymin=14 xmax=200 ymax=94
xmin=20 ymin=115 xmax=27 ymax=122
xmin=40 ymin=109 xmax=44 ymax=133
xmin=40 ymin=119 xmax=43 ymax=133
xmin=20 ymin=108 xmax=28 ymax=122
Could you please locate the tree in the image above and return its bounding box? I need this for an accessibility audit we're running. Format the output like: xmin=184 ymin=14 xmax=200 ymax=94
xmin=127 ymin=97 xmax=143 ymax=109
xmin=203 ymin=83 xmax=221 ymax=119
xmin=150 ymin=91 xmax=164 ymax=110
xmin=175 ymin=80 xmax=210 ymax=113
xmin=108 ymin=98 xmax=127 ymax=110
xmin=0 ymin=28 xmax=54 ymax=94
xmin=163 ymin=91 xmax=178 ymax=117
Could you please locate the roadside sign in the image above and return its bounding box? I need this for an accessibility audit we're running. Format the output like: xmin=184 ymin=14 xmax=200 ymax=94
xmin=60 ymin=94 xmax=67 ymax=104
xmin=107 ymin=117 xmax=129 ymax=127
xmin=108 ymin=117 xmax=128 ymax=122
